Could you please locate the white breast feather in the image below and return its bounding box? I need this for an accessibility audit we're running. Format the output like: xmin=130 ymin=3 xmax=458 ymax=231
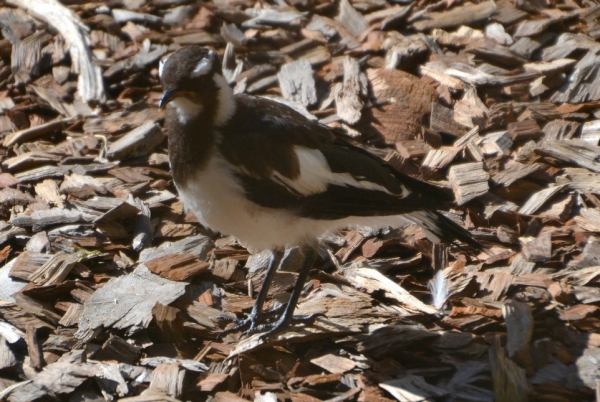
xmin=171 ymin=98 xmax=203 ymax=124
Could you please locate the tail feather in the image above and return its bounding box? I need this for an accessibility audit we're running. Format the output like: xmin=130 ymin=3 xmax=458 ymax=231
xmin=405 ymin=210 xmax=489 ymax=254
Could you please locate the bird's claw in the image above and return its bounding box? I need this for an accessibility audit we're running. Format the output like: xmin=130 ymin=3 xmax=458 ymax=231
xmin=217 ymin=309 xmax=324 ymax=340
xmin=216 ymin=304 xmax=287 ymax=340
xmin=256 ymin=312 xmax=325 ymax=340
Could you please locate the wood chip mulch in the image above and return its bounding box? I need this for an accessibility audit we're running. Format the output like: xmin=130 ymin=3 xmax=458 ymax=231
xmin=1 ymin=0 xmax=600 ymax=400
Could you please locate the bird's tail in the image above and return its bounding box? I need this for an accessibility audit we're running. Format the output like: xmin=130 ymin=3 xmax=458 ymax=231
xmin=405 ymin=210 xmax=489 ymax=254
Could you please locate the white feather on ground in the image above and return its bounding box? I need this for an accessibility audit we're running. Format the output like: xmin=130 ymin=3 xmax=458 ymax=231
xmin=429 ymin=269 xmax=449 ymax=310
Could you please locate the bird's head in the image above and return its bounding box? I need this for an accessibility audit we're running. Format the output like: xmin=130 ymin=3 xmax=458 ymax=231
xmin=159 ymin=46 xmax=235 ymax=126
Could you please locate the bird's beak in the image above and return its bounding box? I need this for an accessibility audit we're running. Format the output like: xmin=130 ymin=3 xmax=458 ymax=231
xmin=159 ymin=88 xmax=177 ymax=109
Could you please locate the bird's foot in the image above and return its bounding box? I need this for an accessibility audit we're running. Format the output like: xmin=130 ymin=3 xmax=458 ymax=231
xmin=217 ymin=306 xmax=324 ymax=340
xmin=216 ymin=304 xmax=287 ymax=340
xmin=254 ymin=312 xmax=325 ymax=340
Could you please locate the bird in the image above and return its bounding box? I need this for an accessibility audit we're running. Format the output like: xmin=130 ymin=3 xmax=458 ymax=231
xmin=158 ymin=45 xmax=484 ymax=339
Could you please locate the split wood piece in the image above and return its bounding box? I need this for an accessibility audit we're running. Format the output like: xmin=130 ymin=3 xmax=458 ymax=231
xmin=514 ymin=18 xmax=555 ymax=39
xmin=3 ymin=117 xmax=75 ymax=148
xmin=502 ymin=300 xmax=533 ymax=357
xmin=557 ymin=168 xmax=600 ymax=194
xmin=7 ymin=0 xmax=105 ymax=104
xmin=466 ymin=38 xmax=526 ymax=68
xmin=444 ymin=64 xmax=539 ymax=86
xmin=154 ymin=221 xmax=196 ymax=239
xmin=342 ymin=267 xmax=438 ymax=315
xmin=60 ymin=173 xmax=108 ymax=198
xmin=492 ymin=0 xmax=528 ymax=26
xmin=550 ymin=44 xmax=600 ymax=103
xmin=411 ymin=1 xmax=497 ymax=31
xmin=336 ymin=56 xmax=366 ymax=125
xmin=29 ymin=252 xmax=80 ymax=286
xmin=355 ymin=324 xmax=439 ymax=358
xmin=10 ymin=208 xmax=96 ymax=232
xmin=542 ymin=119 xmax=580 ymax=140
xmin=74 ymin=266 xmax=186 ymax=342
xmin=0 ymin=188 xmax=34 ymax=209
xmin=395 ymin=140 xmax=431 ymax=159
xmin=148 ymin=363 xmax=185 ymax=398
xmin=335 ymin=0 xmax=369 ymax=38
xmin=9 ymin=252 xmax=53 ymax=281
xmin=241 ymin=9 xmax=307 ymax=29
xmin=103 ymin=41 xmax=168 ymax=80
xmin=538 ymin=193 xmax=574 ymax=220
xmin=35 ymin=179 xmax=64 ymax=208
xmin=524 ymin=58 xmax=577 ymax=76
xmin=71 ymin=283 xmax=94 ymax=304
xmin=574 ymin=208 xmax=600 ymax=235
xmin=419 ymin=65 xmax=467 ymax=91
xmin=107 ymin=121 xmax=165 ymax=161
xmin=448 ymin=162 xmax=490 ymax=206
xmin=581 ymin=120 xmax=600 ymax=145
xmin=0 ymin=335 xmax=18 ymax=370
xmin=187 ymin=302 xmax=236 ymax=335
xmin=145 ymin=253 xmax=210 ymax=281
xmin=478 ymin=132 xmax=513 ymax=156
xmin=13 ymin=293 xmax=62 ymax=326
xmin=152 ymin=303 xmax=186 ymax=346
xmin=0 ymin=302 xmax=55 ymax=333
xmin=384 ymin=34 xmax=428 ymax=70
xmin=334 ymin=230 xmax=365 ymax=263
xmin=0 ymin=173 xmax=18 ymax=189
xmin=212 ymin=258 xmax=238 ymax=282
xmin=9 ymin=30 xmax=52 ymax=86
xmin=310 ymin=354 xmax=356 ymax=374
xmin=58 ymin=303 xmax=83 ymax=327
xmin=519 ymin=185 xmax=566 ymax=215
xmin=363 ymin=68 xmax=437 ymax=143
xmin=29 ymin=85 xmax=77 ymax=117
xmin=132 ymin=196 xmax=152 ymax=252
xmin=507 ymin=119 xmax=542 ymax=141
xmin=380 ymin=375 xmax=448 ymax=401
xmin=2 ymin=151 xmax=64 ymax=173
xmin=139 ymin=235 xmax=214 ymax=263
xmin=522 ymin=233 xmax=552 ymax=263
xmin=108 ymin=167 xmax=153 ymax=184
xmin=421 ymin=147 xmax=460 ymax=176
xmin=489 ymin=337 xmax=529 ymax=402
xmin=197 ymin=373 xmax=230 ymax=393
xmin=0 ymin=223 xmax=28 ymax=248
xmin=15 ymin=165 xmax=65 ymax=183
xmin=454 ymin=87 xmax=488 ymax=128
xmin=94 ymin=333 xmax=141 ymax=365
xmin=94 ymin=200 xmax=141 ymax=224
xmin=26 ymin=325 xmax=45 ymax=370
xmin=430 ymin=103 xmax=469 ymax=138
xmin=491 ymin=160 xmax=540 ymax=187
xmin=510 ymin=32 xmax=555 ymax=60
xmin=476 ymin=272 xmax=513 ymax=302
xmin=277 ymin=59 xmax=317 ymax=107
xmin=535 ymin=139 xmax=600 ymax=174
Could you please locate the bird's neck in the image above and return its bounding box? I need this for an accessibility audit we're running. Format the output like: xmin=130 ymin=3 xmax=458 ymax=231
xmin=166 ymin=74 xmax=236 ymax=187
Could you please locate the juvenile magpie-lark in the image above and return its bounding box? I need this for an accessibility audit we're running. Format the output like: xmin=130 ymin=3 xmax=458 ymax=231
xmin=159 ymin=45 xmax=483 ymax=339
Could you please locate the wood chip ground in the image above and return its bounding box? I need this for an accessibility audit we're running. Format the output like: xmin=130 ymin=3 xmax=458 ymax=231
xmin=1 ymin=0 xmax=600 ymax=401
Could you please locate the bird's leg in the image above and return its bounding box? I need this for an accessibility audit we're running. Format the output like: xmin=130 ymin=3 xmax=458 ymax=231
xmin=246 ymin=248 xmax=285 ymax=330
xmin=256 ymin=247 xmax=319 ymax=339
xmin=217 ymin=249 xmax=284 ymax=339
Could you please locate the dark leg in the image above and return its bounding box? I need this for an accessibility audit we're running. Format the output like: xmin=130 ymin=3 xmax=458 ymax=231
xmin=217 ymin=249 xmax=284 ymax=339
xmin=257 ymin=247 xmax=319 ymax=339
xmin=247 ymin=248 xmax=285 ymax=331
